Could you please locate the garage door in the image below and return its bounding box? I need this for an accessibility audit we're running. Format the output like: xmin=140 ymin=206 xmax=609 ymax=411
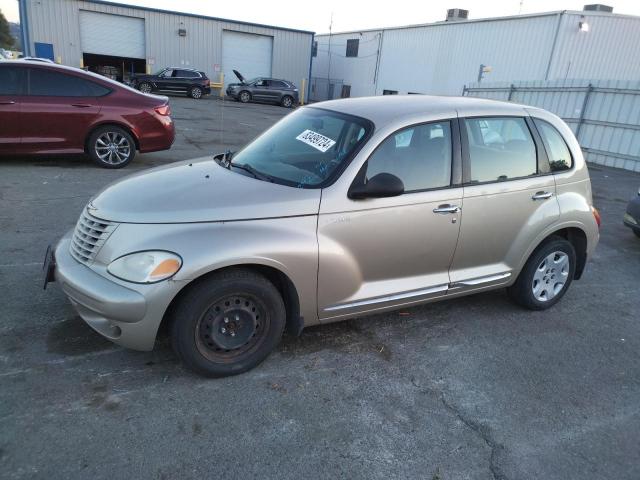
xmin=79 ymin=11 xmax=145 ymax=59
xmin=222 ymin=31 xmax=273 ymax=85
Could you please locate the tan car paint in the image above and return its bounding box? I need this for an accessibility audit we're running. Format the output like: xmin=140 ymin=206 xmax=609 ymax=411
xmin=53 ymin=96 xmax=599 ymax=352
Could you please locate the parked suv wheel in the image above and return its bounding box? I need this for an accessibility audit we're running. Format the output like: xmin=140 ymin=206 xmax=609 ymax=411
xmin=169 ymin=269 xmax=286 ymax=377
xmin=239 ymin=91 xmax=251 ymax=103
xmin=138 ymin=82 xmax=152 ymax=94
xmin=189 ymin=86 xmax=203 ymax=99
xmin=508 ymin=237 xmax=576 ymax=310
xmin=280 ymin=95 xmax=294 ymax=108
xmin=88 ymin=126 xmax=136 ymax=169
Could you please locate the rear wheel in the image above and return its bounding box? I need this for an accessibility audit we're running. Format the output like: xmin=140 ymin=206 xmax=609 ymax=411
xmin=507 ymin=237 xmax=576 ymax=310
xmin=239 ymin=91 xmax=251 ymax=103
xmin=88 ymin=126 xmax=136 ymax=169
xmin=170 ymin=269 xmax=286 ymax=377
xmin=189 ymin=86 xmax=203 ymax=99
xmin=138 ymin=82 xmax=152 ymax=94
xmin=280 ymin=95 xmax=294 ymax=108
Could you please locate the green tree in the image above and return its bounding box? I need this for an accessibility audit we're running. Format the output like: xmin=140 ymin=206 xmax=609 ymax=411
xmin=0 ymin=9 xmax=16 ymax=50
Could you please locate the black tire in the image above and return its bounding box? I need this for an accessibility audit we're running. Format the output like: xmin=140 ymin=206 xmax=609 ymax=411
xmin=138 ymin=82 xmax=153 ymax=94
xmin=280 ymin=95 xmax=294 ymax=108
xmin=189 ymin=86 xmax=203 ymax=99
xmin=239 ymin=90 xmax=251 ymax=103
xmin=87 ymin=125 xmax=136 ymax=169
xmin=507 ymin=237 xmax=576 ymax=310
xmin=170 ymin=268 xmax=286 ymax=377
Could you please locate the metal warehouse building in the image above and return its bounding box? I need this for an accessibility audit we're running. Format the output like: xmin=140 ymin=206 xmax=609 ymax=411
xmin=17 ymin=0 xmax=314 ymax=91
xmin=311 ymin=6 xmax=640 ymax=99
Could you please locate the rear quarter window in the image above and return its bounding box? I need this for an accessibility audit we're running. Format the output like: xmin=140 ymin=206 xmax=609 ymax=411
xmin=533 ymin=119 xmax=573 ymax=172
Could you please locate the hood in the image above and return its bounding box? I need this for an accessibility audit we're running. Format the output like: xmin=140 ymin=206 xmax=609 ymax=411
xmin=88 ymin=157 xmax=321 ymax=223
xmin=232 ymin=69 xmax=245 ymax=84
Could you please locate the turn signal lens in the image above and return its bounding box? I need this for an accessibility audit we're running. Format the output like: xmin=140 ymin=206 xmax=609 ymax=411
xmin=591 ymin=206 xmax=601 ymax=228
xmin=154 ymin=105 xmax=171 ymax=116
xmin=107 ymin=251 xmax=182 ymax=283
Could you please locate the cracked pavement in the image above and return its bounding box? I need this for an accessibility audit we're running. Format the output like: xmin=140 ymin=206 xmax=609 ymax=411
xmin=1 ymin=97 xmax=639 ymax=479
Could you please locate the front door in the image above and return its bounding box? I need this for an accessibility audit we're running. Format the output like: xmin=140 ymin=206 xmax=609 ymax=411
xmin=251 ymin=79 xmax=271 ymax=100
xmin=448 ymin=116 xmax=560 ymax=290
xmin=21 ymin=67 xmax=102 ymax=153
xmin=318 ymin=120 xmax=463 ymax=319
xmin=0 ymin=65 xmax=26 ymax=153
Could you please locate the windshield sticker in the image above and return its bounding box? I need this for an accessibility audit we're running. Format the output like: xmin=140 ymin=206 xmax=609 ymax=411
xmin=296 ymin=130 xmax=336 ymax=153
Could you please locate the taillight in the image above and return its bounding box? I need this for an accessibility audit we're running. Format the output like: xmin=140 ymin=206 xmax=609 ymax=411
xmin=154 ymin=105 xmax=171 ymax=116
xmin=204 ymin=79 xmax=210 ymax=87
xmin=591 ymin=206 xmax=601 ymax=228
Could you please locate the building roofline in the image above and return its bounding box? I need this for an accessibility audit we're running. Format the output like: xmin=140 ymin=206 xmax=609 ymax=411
xmin=314 ymin=9 xmax=640 ymax=37
xmin=81 ymin=0 xmax=315 ymax=35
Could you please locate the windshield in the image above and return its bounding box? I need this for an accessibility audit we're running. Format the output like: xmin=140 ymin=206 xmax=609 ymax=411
xmin=230 ymin=108 xmax=372 ymax=188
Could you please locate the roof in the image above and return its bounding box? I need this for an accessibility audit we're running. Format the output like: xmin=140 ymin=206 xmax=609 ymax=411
xmin=315 ymin=9 xmax=640 ymax=36
xmin=310 ymin=95 xmax=532 ymax=126
xmin=82 ymin=0 xmax=314 ymax=35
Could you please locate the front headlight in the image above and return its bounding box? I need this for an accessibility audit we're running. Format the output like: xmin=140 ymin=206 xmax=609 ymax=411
xmin=107 ymin=251 xmax=182 ymax=284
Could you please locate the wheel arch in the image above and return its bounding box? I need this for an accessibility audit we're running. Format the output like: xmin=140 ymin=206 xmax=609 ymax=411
xmin=159 ymin=263 xmax=303 ymax=342
xmin=84 ymin=122 xmax=141 ymax=153
xmin=523 ymin=226 xmax=589 ymax=280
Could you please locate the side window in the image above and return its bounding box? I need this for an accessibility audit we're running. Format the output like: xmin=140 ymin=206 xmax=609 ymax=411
xmin=160 ymin=69 xmax=173 ymax=78
xmin=346 ymin=39 xmax=359 ymax=57
xmin=0 ymin=67 xmax=25 ymax=95
xmin=366 ymin=121 xmax=452 ymax=191
xmin=29 ymin=69 xmax=110 ymax=97
xmin=534 ymin=119 xmax=573 ymax=172
xmin=465 ymin=117 xmax=537 ymax=183
xmin=178 ymin=70 xmax=199 ymax=78
xmin=271 ymin=81 xmax=287 ymax=88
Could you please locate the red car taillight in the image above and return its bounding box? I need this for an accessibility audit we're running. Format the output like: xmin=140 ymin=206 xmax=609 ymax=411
xmin=591 ymin=206 xmax=601 ymax=228
xmin=204 ymin=79 xmax=210 ymax=87
xmin=154 ymin=105 xmax=171 ymax=116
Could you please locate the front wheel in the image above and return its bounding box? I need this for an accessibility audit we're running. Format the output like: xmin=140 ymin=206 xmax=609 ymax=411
xmin=170 ymin=269 xmax=286 ymax=377
xmin=280 ymin=95 xmax=294 ymax=108
xmin=88 ymin=126 xmax=136 ymax=168
xmin=507 ymin=237 xmax=576 ymax=310
xmin=239 ymin=91 xmax=251 ymax=103
xmin=189 ymin=86 xmax=203 ymax=99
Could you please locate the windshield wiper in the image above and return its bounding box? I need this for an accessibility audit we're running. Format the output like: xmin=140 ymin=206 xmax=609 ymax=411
xmin=230 ymin=162 xmax=274 ymax=182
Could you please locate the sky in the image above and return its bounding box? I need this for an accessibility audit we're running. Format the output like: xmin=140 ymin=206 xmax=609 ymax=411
xmin=2 ymin=0 xmax=640 ymax=33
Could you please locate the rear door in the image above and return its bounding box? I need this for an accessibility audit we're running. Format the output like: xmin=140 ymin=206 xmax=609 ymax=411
xmin=0 ymin=65 xmax=26 ymax=153
xmin=448 ymin=115 xmax=559 ymax=291
xmin=21 ymin=68 xmax=106 ymax=153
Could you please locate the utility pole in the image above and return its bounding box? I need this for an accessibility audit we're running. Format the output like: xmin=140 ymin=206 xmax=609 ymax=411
xmin=326 ymin=12 xmax=333 ymax=100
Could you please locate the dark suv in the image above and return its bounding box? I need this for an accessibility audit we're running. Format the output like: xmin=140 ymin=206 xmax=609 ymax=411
xmin=226 ymin=70 xmax=299 ymax=108
xmin=131 ymin=67 xmax=211 ymax=99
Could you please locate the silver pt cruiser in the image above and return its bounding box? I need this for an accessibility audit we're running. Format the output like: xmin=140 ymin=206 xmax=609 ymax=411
xmin=46 ymin=96 xmax=600 ymax=377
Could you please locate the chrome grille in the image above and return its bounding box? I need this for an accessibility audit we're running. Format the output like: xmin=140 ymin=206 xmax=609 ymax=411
xmin=69 ymin=209 xmax=117 ymax=264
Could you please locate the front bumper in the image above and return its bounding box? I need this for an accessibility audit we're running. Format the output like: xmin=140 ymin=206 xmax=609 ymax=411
xmin=53 ymin=233 xmax=185 ymax=351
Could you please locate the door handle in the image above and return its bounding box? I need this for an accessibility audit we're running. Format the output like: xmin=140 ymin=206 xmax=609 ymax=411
xmin=532 ymin=191 xmax=554 ymax=201
xmin=0 ymin=100 xmax=16 ymax=105
xmin=433 ymin=204 xmax=461 ymax=214
xmin=71 ymin=103 xmax=92 ymax=108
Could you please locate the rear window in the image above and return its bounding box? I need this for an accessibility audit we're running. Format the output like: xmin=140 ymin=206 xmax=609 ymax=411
xmin=465 ymin=117 xmax=537 ymax=183
xmin=0 ymin=66 xmax=25 ymax=95
xmin=29 ymin=69 xmax=111 ymax=97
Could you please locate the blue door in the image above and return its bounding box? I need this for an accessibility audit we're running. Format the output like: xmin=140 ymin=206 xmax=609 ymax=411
xmin=34 ymin=42 xmax=54 ymax=61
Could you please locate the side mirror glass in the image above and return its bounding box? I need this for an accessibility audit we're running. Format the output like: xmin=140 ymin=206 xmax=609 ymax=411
xmin=348 ymin=172 xmax=404 ymax=199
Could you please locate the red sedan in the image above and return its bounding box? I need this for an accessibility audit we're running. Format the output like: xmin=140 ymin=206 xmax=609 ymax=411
xmin=0 ymin=60 xmax=175 ymax=168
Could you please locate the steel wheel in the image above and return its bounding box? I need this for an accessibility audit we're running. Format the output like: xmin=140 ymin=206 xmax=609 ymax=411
xmin=195 ymin=294 xmax=269 ymax=362
xmin=139 ymin=82 xmax=152 ymax=93
xmin=532 ymin=251 xmax=570 ymax=302
xmin=239 ymin=91 xmax=251 ymax=103
xmin=190 ymin=86 xmax=203 ymax=99
xmin=94 ymin=132 xmax=132 ymax=166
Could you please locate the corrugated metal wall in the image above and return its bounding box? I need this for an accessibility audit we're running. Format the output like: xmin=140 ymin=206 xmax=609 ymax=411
xmin=464 ymin=79 xmax=640 ymax=172
xmin=25 ymin=0 xmax=313 ymax=86
xmin=312 ymin=11 xmax=640 ymax=98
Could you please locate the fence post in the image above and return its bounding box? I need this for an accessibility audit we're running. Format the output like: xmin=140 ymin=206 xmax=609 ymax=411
xmin=575 ymin=83 xmax=593 ymax=141
xmin=508 ymin=84 xmax=516 ymax=101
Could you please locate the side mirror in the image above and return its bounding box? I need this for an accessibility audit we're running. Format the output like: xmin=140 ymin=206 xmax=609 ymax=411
xmin=348 ymin=172 xmax=404 ymax=199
